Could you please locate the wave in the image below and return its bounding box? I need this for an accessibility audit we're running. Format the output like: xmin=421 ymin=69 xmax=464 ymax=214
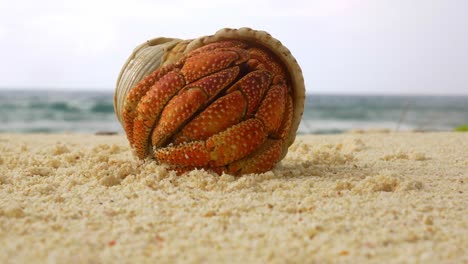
xmin=28 ymin=101 xmax=81 ymax=112
xmin=1 ymin=90 xmax=467 ymax=133
xmin=90 ymin=102 xmax=115 ymax=113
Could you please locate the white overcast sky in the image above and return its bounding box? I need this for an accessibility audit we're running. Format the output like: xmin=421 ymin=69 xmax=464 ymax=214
xmin=0 ymin=0 xmax=467 ymax=95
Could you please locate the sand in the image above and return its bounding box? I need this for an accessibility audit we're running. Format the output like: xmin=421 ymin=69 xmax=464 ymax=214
xmin=0 ymin=132 xmax=467 ymax=263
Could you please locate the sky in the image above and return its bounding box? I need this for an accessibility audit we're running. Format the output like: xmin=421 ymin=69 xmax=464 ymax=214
xmin=0 ymin=0 xmax=467 ymax=95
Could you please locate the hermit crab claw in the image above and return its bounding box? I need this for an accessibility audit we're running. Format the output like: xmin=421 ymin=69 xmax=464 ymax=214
xmin=114 ymin=27 xmax=305 ymax=176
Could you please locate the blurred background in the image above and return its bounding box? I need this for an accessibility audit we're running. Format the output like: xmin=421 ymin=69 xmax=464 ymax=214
xmin=1 ymin=0 xmax=467 ymax=134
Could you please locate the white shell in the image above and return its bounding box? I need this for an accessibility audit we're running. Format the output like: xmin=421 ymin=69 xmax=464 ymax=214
xmin=114 ymin=27 xmax=305 ymax=160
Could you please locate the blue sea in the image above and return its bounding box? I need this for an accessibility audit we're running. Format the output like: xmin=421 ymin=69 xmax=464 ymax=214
xmin=1 ymin=90 xmax=467 ymax=134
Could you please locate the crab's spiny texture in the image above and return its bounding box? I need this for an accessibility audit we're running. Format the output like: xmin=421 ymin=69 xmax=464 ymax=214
xmin=151 ymin=67 xmax=240 ymax=148
xmin=131 ymin=70 xmax=186 ymax=158
xmin=155 ymin=118 xmax=267 ymax=168
xmin=227 ymin=70 xmax=272 ymax=117
xmin=122 ymin=63 xmax=177 ymax=145
xmin=226 ymin=139 xmax=283 ymax=175
xmin=173 ymin=90 xmax=247 ymax=144
xmin=206 ymin=118 xmax=267 ymax=167
xmin=154 ymin=141 xmax=210 ymax=167
xmin=123 ymin=39 xmax=294 ymax=175
xmin=188 ymin=40 xmax=247 ymax=56
xmin=151 ymin=88 xmax=208 ymax=148
xmin=185 ymin=66 xmax=240 ymax=98
xmin=180 ymin=49 xmax=247 ymax=83
xmin=247 ymin=47 xmax=287 ymax=85
xmin=255 ymin=84 xmax=287 ymax=135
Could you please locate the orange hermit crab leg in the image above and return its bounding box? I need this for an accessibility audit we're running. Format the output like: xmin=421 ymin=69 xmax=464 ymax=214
xmin=132 ymin=70 xmax=186 ymax=159
xmin=180 ymin=49 xmax=247 ymax=83
xmin=220 ymin=85 xmax=288 ymax=175
xmin=151 ymin=66 xmax=240 ymax=148
xmin=172 ymin=69 xmax=272 ymax=144
xmin=153 ymin=141 xmax=211 ymax=167
xmin=187 ymin=40 xmax=247 ymax=57
xmin=247 ymin=47 xmax=287 ymax=85
xmin=172 ymin=90 xmax=247 ymax=144
xmin=226 ymin=139 xmax=283 ymax=175
xmin=163 ymin=81 xmax=288 ymax=174
xmin=154 ymin=118 xmax=267 ymax=167
xmin=206 ymin=118 xmax=267 ymax=166
xmin=155 ymin=68 xmax=277 ymax=168
xmin=132 ymin=46 xmax=247 ymax=158
xmin=227 ymin=70 xmax=272 ymax=117
xmin=150 ymin=88 xmax=207 ymax=148
xmin=255 ymin=84 xmax=287 ymax=135
xmin=122 ymin=64 xmax=177 ymax=145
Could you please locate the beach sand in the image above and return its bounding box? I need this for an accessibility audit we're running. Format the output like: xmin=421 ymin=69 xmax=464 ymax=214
xmin=0 ymin=132 xmax=467 ymax=263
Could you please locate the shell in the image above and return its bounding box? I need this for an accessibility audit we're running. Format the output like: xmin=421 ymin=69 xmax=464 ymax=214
xmin=114 ymin=27 xmax=305 ymax=162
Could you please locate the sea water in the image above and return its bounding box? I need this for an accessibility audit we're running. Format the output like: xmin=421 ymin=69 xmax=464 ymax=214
xmin=1 ymin=90 xmax=467 ymax=134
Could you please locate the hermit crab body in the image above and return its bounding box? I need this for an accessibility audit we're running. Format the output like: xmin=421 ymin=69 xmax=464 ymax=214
xmin=114 ymin=28 xmax=305 ymax=175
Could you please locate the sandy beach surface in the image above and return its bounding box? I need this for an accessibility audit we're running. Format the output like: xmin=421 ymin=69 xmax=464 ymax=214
xmin=0 ymin=132 xmax=467 ymax=263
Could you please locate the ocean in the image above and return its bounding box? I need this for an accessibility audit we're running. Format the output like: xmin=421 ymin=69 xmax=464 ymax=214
xmin=1 ymin=90 xmax=467 ymax=134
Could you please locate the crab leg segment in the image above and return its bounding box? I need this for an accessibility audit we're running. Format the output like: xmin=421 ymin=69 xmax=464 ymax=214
xmin=187 ymin=66 xmax=240 ymax=98
xmin=187 ymin=40 xmax=247 ymax=57
xmin=173 ymin=91 xmax=247 ymax=144
xmin=172 ymin=69 xmax=273 ymax=145
xmin=132 ymin=70 xmax=186 ymax=158
xmin=155 ymin=118 xmax=267 ymax=167
xmin=206 ymin=118 xmax=267 ymax=166
xmin=255 ymin=84 xmax=287 ymax=135
xmin=150 ymin=88 xmax=208 ymax=149
xmin=226 ymin=139 xmax=283 ymax=175
xmin=153 ymin=141 xmax=210 ymax=167
xmin=180 ymin=49 xmax=248 ymax=83
xmin=247 ymin=47 xmax=287 ymax=85
xmin=122 ymin=64 xmax=177 ymax=145
xmin=151 ymin=66 xmax=240 ymax=148
xmin=222 ymin=85 xmax=289 ymax=175
xmin=227 ymin=70 xmax=272 ymax=117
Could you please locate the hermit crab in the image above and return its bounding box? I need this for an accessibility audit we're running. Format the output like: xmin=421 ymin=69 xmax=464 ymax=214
xmin=114 ymin=28 xmax=305 ymax=175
